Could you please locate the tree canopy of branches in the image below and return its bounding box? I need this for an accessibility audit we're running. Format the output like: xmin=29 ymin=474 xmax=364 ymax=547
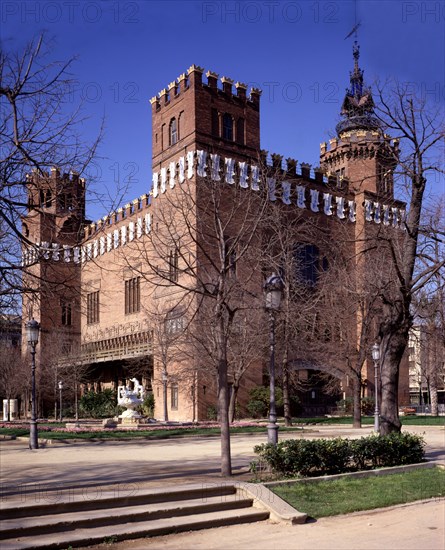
xmin=131 ymin=168 xmax=268 ymax=476
xmin=0 ymin=34 xmax=102 ymax=309
xmin=372 ymin=82 xmax=444 ymax=434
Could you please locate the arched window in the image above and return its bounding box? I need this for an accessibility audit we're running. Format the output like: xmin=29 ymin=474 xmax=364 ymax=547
xmin=223 ymin=113 xmax=233 ymax=141
xmin=169 ymin=118 xmax=178 ymax=146
xmin=178 ymin=111 xmax=184 ymax=141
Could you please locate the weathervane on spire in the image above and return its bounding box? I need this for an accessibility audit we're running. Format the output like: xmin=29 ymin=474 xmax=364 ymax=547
xmin=336 ymin=18 xmax=380 ymax=137
xmin=344 ymin=22 xmax=361 ymax=41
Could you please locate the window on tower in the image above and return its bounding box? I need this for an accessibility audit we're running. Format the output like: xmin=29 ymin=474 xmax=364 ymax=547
xmin=223 ymin=113 xmax=233 ymax=141
xmin=169 ymin=118 xmax=178 ymax=146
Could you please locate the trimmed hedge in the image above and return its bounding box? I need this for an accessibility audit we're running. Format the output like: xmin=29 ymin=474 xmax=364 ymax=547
xmin=254 ymin=432 xmax=425 ymax=477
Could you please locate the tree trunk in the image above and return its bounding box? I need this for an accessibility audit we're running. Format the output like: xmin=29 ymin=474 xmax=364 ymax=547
xmin=218 ymin=360 xmax=232 ymax=476
xmin=216 ymin=310 xmax=232 ymax=476
xmin=228 ymin=381 xmax=239 ymax=423
xmin=430 ymin=379 xmax=438 ymax=416
xmin=282 ymin=360 xmax=292 ymax=427
xmin=379 ymin=328 xmax=407 ymax=434
xmin=74 ymin=380 xmax=79 ymax=421
xmin=352 ymin=374 xmax=362 ymax=428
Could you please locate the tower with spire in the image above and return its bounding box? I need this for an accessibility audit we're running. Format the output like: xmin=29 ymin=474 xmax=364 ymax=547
xmin=320 ymin=41 xmax=398 ymax=198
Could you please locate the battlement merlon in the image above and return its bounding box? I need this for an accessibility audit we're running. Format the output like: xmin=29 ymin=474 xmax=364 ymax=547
xmin=26 ymin=167 xmax=86 ymax=187
xmin=83 ymin=193 xmax=151 ymax=239
xmin=320 ymin=132 xmax=400 ymax=154
xmin=150 ymin=65 xmax=262 ymax=113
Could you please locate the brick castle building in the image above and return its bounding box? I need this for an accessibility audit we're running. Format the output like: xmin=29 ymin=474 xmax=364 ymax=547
xmin=21 ymin=43 xmax=410 ymax=420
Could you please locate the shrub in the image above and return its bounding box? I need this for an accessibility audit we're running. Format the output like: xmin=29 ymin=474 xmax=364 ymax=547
xmin=247 ymin=399 xmax=267 ymax=419
xmin=336 ymin=397 xmax=353 ymax=416
xmin=207 ymin=405 xmax=217 ymax=421
xmin=254 ymin=432 xmax=425 ymax=477
xmin=361 ymin=397 xmax=375 ymax=416
xmin=140 ymin=393 xmax=155 ymax=417
xmin=79 ymin=389 xmax=118 ymax=418
xmin=336 ymin=397 xmax=375 ymax=416
xmin=247 ymin=386 xmax=283 ymax=418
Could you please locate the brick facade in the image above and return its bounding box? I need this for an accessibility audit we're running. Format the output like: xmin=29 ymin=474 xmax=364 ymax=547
xmin=22 ymin=51 xmax=410 ymax=420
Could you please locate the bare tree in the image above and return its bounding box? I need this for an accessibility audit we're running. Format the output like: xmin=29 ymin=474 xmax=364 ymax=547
xmin=261 ymin=199 xmax=322 ymax=426
xmin=0 ymin=331 xmax=27 ymax=419
xmin=0 ymin=33 xmax=104 ymax=302
xmin=226 ymin=310 xmax=266 ymax=422
xmin=145 ymin=299 xmax=190 ymax=422
xmin=371 ymin=83 xmax=445 ymax=434
xmin=131 ymin=165 xmax=268 ymax=476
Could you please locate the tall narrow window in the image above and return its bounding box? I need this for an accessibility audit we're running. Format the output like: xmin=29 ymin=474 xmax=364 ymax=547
xmin=335 ymin=167 xmax=345 ymax=187
xmin=171 ymin=384 xmax=179 ymax=410
xmin=87 ymin=291 xmax=100 ymax=324
xmin=125 ymin=277 xmax=140 ymax=314
xmin=45 ymin=190 xmax=52 ymax=208
xmin=161 ymin=123 xmax=166 ymax=150
xmin=294 ymin=244 xmax=320 ymax=286
xmin=222 ymin=113 xmax=233 ymax=141
xmin=61 ymin=302 xmax=72 ymax=326
xmin=169 ymin=118 xmax=178 ymax=146
xmin=168 ymin=248 xmax=179 ymax=282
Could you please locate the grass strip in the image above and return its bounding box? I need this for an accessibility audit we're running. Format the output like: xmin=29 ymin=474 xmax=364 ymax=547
xmin=271 ymin=467 xmax=445 ymax=518
xmin=294 ymin=416 xmax=445 ymax=426
xmin=0 ymin=425 xmax=304 ymax=440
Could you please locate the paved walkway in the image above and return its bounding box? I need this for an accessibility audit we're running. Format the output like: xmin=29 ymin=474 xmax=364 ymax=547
xmin=1 ymin=424 xmax=444 ymax=549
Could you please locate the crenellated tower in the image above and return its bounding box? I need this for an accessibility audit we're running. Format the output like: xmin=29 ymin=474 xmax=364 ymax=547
xmin=320 ymin=41 xmax=398 ymax=199
xmin=150 ymin=65 xmax=261 ymax=174
xmin=21 ymin=168 xmax=86 ymax=368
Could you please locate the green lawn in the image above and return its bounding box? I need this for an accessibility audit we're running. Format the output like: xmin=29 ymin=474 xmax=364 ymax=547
xmin=294 ymin=416 xmax=445 ymax=426
xmin=271 ymin=467 xmax=445 ymax=518
xmin=0 ymin=424 xmax=305 ymax=440
xmin=1 ymin=415 xmax=442 ymax=440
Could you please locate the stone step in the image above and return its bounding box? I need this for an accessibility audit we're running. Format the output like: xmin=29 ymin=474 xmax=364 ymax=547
xmin=0 ymin=494 xmax=254 ymax=539
xmin=1 ymin=483 xmax=237 ymax=520
xmin=1 ymin=507 xmax=270 ymax=549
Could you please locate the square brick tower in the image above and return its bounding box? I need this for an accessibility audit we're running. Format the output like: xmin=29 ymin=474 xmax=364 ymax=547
xmin=150 ymin=65 xmax=261 ymax=173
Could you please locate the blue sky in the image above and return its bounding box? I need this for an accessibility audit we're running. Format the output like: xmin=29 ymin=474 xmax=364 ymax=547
xmin=2 ymin=0 xmax=444 ymax=220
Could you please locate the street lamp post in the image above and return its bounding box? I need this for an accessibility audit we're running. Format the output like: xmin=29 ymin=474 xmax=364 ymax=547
xmin=372 ymin=342 xmax=381 ymax=433
xmin=25 ymin=319 xmax=40 ymax=450
xmin=264 ymin=274 xmax=284 ymax=446
xmin=58 ymin=381 xmax=63 ymax=422
xmin=162 ymin=369 xmax=168 ymax=422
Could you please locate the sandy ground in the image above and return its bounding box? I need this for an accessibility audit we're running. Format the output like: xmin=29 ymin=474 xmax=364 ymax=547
xmin=1 ymin=424 xmax=444 ymax=549
xmin=85 ymin=499 xmax=445 ymax=550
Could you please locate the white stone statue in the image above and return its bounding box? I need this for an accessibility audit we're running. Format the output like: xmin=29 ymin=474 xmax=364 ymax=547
xmin=117 ymin=378 xmax=145 ymax=422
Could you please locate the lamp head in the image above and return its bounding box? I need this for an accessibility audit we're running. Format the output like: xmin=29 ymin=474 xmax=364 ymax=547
xmin=25 ymin=318 xmax=40 ymax=345
xmin=264 ymin=273 xmax=284 ymax=311
xmin=372 ymin=342 xmax=380 ymax=361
